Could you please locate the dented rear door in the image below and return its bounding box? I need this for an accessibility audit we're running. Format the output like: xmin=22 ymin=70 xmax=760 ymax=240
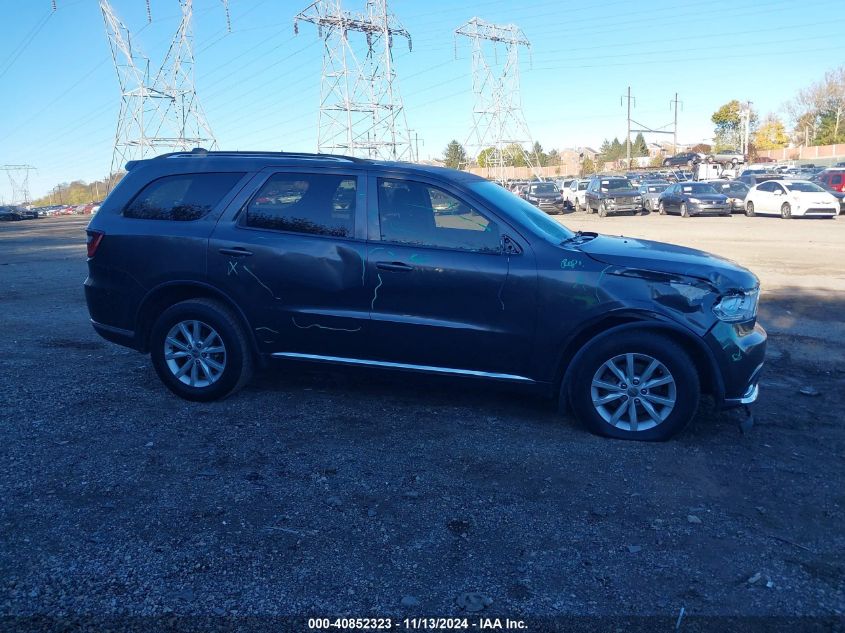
xmin=208 ymin=166 xmax=371 ymax=357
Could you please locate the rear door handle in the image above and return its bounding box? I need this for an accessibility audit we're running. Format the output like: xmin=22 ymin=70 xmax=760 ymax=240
xmin=218 ymin=247 xmax=253 ymax=257
xmin=375 ymin=261 xmax=413 ymax=272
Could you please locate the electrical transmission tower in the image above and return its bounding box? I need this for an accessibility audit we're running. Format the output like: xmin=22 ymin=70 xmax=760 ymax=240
xmin=455 ymin=17 xmax=540 ymax=182
xmin=1 ymin=165 xmax=36 ymax=205
xmin=294 ymin=0 xmax=414 ymax=161
xmin=97 ymin=0 xmax=228 ymax=181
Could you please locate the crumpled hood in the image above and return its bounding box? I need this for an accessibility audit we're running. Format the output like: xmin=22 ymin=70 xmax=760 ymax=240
xmin=578 ymin=234 xmax=758 ymax=291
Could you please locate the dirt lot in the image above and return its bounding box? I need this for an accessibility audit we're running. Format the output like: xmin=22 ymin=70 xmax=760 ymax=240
xmin=1 ymin=215 xmax=843 ymax=630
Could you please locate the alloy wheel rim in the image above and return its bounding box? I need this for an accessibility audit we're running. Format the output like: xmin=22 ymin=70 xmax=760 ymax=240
xmin=164 ymin=320 xmax=227 ymax=387
xmin=590 ymin=352 xmax=677 ymax=432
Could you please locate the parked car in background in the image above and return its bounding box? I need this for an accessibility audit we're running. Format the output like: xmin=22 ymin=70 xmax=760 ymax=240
xmin=0 ymin=205 xmax=26 ymax=221
xmin=782 ymin=167 xmax=818 ymax=180
xmin=738 ymin=170 xmax=782 ymax=187
xmin=83 ymin=149 xmax=766 ymax=441
xmin=705 ymin=180 xmax=750 ymax=213
xmin=564 ymin=178 xmax=590 ymax=211
xmin=638 ymin=182 xmax=669 ymax=212
xmin=813 ymin=168 xmax=845 ymax=192
xmin=657 ymin=182 xmax=730 ymax=217
xmin=708 ymin=148 xmax=745 ymax=165
xmin=753 ymin=156 xmax=776 ymax=164
xmin=524 ymin=181 xmax=564 ymax=214
xmin=745 ymin=180 xmax=839 ymax=219
xmin=662 ymin=152 xmax=703 ymax=167
xmin=585 ymin=176 xmax=643 ymax=216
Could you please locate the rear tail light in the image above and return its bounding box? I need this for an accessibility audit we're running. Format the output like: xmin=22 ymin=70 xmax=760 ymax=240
xmin=86 ymin=230 xmax=104 ymax=258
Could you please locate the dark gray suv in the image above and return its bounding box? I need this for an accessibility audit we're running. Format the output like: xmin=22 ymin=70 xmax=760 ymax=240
xmin=84 ymin=150 xmax=766 ymax=441
xmin=584 ymin=176 xmax=643 ymax=216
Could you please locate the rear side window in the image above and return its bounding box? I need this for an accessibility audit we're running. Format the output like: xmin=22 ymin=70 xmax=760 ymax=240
xmin=832 ymin=174 xmax=843 ymax=185
xmin=243 ymin=173 xmax=356 ymax=238
xmin=124 ymin=172 xmax=244 ymax=220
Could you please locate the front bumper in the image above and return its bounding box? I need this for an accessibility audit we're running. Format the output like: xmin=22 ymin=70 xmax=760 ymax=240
xmin=690 ymin=203 xmax=730 ymax=215
xmin=604 ymin=199 xmax=642 ymax=212
xmin=706 ymin=321 xmax=766 ymax=409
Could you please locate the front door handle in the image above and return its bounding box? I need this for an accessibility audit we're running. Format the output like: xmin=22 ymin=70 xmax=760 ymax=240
xmin=219 ymin=247 xmax=253 ymax=257
xmin=375 ymin=261 xmax=413 ymax=272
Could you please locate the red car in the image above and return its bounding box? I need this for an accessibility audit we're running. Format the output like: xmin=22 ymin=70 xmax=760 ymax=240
xmin=815 ymin=168 xmax=845 ymax=192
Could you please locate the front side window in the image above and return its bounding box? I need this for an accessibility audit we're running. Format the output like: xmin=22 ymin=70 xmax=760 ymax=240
xmin=377 ymin=178 xmax=501 ymax=253
xmin=124 ymin=172 xmax=244 ymax=220
xmin=244 ymin=172 xmax=356 ymax=237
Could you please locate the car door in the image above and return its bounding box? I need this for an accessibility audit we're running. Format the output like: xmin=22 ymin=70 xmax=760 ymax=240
xmin=754 ymin=181 xmax=776 ymax=214
xmin=208 ymin=167 xmax=372 ymax=358
xmin=362 ymin=172 xmax=537 ymax=377
xmin=663 ymin=184 xmax=677 ymax=212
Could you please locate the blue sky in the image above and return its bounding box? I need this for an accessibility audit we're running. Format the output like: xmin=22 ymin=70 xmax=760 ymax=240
xmin=1 ymin=0 xmax=843 ymax=202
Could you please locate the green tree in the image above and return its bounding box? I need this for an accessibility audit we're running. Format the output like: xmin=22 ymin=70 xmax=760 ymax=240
xmin=711 ymin=100 xmax=756 ymax=149
xmin=477 ymin=147 xmax=496 ymax=168
xmin=579 ymin=156 xmax=596 ymax=177
xmin=443 ymin=140 xmax=467 ymax=169
xmin=632 ymin=132 xmax=648 ymax=157
xmin=531 ymin=141 xmax=548 ymax=167
xmin=504 ymin=143 xmax=527 ymax=167
xmin=753 ymin=114 xmax=789 ymax=150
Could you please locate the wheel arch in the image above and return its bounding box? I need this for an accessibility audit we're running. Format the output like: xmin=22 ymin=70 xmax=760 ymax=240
xmin=556 ymin=316 xmax=723 ymax=411
xmin=135 ymin=281 xmax=258 ymax=356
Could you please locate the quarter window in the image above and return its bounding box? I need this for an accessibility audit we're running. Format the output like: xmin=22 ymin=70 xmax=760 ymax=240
xmin=124 ymin=172 xmax=244 ymax=221
xmin=244 ymin=173 xmax=356 ymax=237
xmin=377 ymin=178 xmax=500 ymax=253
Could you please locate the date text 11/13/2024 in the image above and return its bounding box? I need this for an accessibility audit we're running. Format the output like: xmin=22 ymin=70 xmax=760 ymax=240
xmin=307 ymin=617 xmax=528 ymax=629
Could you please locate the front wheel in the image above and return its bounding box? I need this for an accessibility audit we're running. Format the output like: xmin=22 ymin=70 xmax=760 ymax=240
xmin=575 ymin=199 xmax=583 ymax=213
xmin=746 ymin=201 xmax=755 ymax=217
xmin=781 ymin=202 xmax=792 ymax=219
xmin=681 ymin=202 xmax=690 ymax=217
xmin=658 ymin=201 xmax=666 ymax=215
xmin=598 ymin=202 xmax=608 ymax=217
xmin=150 ymin=298 xmax=254 ymax=402
xmin=567 ymin=332 xmax=701 ymax=441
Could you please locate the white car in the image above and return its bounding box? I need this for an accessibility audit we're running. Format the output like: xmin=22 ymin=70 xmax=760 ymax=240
xmin=565 ymin=178 xmax=589 ymax=210
xmin=745 ymin=180 xmax=839 ymax=219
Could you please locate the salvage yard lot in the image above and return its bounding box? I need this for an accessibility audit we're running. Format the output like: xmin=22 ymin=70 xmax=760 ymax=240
xmin=1 ymin=215 xmax=843 ymax=623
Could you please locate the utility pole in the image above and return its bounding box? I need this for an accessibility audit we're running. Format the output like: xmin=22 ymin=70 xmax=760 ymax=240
xmin=670 ymin=93 xmax=682 ymax=155
xmin=1 ymin=164 xmax=36 ymax=205
xmin=740 ymin=100 xmax=753 ymax=156
xmin=295 ymin=0 xmax=414 ymax=161
xmin=621 ymin=87 xmax=635 ymax=168
xmin=455 ymin=17 xmax=538 ymax=183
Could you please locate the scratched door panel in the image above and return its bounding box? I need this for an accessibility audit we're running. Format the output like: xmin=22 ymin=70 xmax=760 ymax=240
xmin=208 ymin=169 xmax=371 ymax=357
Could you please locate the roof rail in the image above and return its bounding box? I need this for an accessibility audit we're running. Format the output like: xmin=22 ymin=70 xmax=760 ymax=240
xmin=153 ymin=148 xmax=370 ymax=164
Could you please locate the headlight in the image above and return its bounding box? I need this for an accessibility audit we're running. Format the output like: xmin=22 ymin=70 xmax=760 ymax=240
xmin=606 ymin=197 xmax=615 ymax=204
xmin=713 ymin=289 xmax=759 ymax=322
xmin=634 ymin=196 xmax=642 ymax=202
xmin=688 ymin=197 xmax=702 ymax=204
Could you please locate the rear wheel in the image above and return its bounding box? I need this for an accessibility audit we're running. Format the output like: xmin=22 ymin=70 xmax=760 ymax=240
xmin=746 ymin=201 xmax=755 ymax=217
xmin=150 ymin=298 xmax=254 ymax=402
xmin=567 ymin=332 xmax=700 ymax=441
xmin=781 ymin=202 xmax=792 ymax=219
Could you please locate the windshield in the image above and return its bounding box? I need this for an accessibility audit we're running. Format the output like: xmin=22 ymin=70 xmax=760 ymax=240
xmin=679 ymin=183 xmax=718 ymax=194
xmin=786 ymin=182 xmax=825 ymax=193
xmin=530 ymin=183 xmax=558 ymax=194
xmin=600 ymin=179 xmax=633 ymax=190
xmin=470 ymin=181 xmax=574 ymax=243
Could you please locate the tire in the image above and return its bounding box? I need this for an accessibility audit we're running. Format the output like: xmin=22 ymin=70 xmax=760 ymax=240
xmin=567 ymin=331 xmax=700 ymax=441
xmin=575 ymin=199 xmax=583 ymax=213
xmin=745 ymin=201 xmax=755 ymax=217
xmin=598 ymin=202 xmax=608 ymax=217
xmin=150 ymin=298 xmax=254 ymax=402
xmin=781 ymin=202 xmax=792 ymax=219
xmin=681 ymin=202 xmax=690 ymax=218
xmin=658 ymin=201 xmax=666 ymax=215
xmin=644 ymin=200 xmax=652 ymax=213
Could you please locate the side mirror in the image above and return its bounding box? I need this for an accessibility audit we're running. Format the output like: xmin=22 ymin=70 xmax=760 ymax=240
xmin=773 ymin=190 xmax=782 ymax=196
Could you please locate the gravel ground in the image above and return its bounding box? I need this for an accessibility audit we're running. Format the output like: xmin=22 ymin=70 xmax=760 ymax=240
xmin=1 ymin=216 xmax=843 ymax=631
